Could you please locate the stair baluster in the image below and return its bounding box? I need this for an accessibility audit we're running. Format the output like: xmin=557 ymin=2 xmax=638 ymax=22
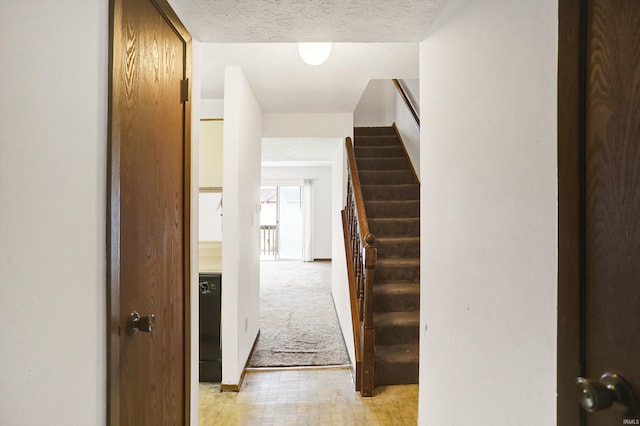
xmin=342 ymin=136 xmax=377 ymax=397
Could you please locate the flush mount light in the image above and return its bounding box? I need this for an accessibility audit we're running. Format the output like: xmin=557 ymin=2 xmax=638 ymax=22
xmin=298 ymin=42 xmax=332 ymax=65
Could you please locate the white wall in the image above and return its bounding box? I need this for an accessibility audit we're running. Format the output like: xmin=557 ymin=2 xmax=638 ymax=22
xmin=330 ymin=143 xmax=356 ymax=366
xmin=401 ymin=79 xmax=420 ymax=115
xmin=418 ymin=1 xmax=558 ymax=425
xmin=263 ymin=113 xmax=353 ymax=138
xmin=0 ymin=1 xmax=107 ymax=425
xmin=353 ymin=79 xmax=396 ymax=127
xmin=221 ymin=67 xmax=262 ymax=386
xmin=353 ymin=79 xmax=421 ymax=179
xmin=394 ymin=90 xmax=421 ymax=181
xmin=201 ymin=99 xmax=224 ymax=119
xmin=262 ymin=166 xmax=333 ymax=259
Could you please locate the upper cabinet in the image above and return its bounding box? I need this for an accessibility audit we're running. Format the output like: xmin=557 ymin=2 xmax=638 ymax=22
xmin=199 ymin=119 xmax=223 ymax=189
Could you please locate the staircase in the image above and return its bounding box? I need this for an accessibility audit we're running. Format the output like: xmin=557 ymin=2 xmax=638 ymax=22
xmin=351 ymin=125 xmax=420 ymax=389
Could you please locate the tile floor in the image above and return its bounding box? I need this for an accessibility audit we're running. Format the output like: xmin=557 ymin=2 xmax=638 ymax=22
xmin=199 ymin=366 xmax=418 ymax=425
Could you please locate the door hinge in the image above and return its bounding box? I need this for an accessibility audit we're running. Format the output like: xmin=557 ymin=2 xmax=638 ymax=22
xmin=180 ymin=78 xmax=189 ymax=103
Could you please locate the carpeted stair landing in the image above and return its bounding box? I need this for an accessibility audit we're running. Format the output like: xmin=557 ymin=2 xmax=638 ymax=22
xmin=354 ymin=126 xmax=420 ymax=386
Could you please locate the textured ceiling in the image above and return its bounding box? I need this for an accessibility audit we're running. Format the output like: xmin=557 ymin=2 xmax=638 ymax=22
xmin=164 ymin=0 xmax=446 ymax=164
xmin=167 ymin=0 xmax=445 ymax=114
xmin=171 ymin=0 xmax=446 ymax=42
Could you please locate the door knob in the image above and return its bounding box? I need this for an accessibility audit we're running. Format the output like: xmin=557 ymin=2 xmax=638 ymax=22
xmin=126 ymin=311 xmax=155 ymax=336
xmin=576 ymin=372 xmax=638 ymax=415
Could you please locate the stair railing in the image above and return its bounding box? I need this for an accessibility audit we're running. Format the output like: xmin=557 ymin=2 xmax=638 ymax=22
xmin=341 ymin=136 xmax=377 ymax=397
xmin=392 ymin=79 xmax=420 ymax=131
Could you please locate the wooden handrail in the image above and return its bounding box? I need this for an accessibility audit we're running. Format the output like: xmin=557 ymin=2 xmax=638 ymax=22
xmin=345 ymin=137 xmax=377 ymax=329
xmin=342 ymin=136 xmax=377 ymax=396
xmin=344 ymin=137 xmax=372 ymax=241
xmin=392 ymin=79 xmax=420 ymax=130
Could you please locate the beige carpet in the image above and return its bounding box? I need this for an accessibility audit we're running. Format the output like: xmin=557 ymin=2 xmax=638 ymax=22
xmin=248 ymin=260 xmax=350 ymax=367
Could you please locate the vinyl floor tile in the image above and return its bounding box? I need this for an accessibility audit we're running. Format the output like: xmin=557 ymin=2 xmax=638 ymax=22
xmin=199 ymin=367 xmax=418 ymax=425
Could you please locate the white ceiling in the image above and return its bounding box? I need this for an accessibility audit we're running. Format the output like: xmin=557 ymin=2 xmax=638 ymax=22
xmin=171 ymin=0 xmax=446 ymax=43
xmin=200 ymin=42 xmax=419 ymax=113
xmin=167 ymin=0 xmax=445 ymax=163
xmin=168 ymin=0 xmax=445 ymax=113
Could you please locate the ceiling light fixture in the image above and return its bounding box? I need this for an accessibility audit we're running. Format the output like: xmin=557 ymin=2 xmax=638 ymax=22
xmin=298 ymin=42 xmax=332 ymax=66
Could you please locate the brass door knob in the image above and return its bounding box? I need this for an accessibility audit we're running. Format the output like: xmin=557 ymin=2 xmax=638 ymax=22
xmin=126 ymin=311 xmax=155 ymax=336
xmin=576 ymin=373 xmax=638 ymax=415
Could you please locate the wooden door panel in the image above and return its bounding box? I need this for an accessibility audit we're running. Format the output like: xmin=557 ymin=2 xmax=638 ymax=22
xmin=584 ymin=0 xmax=640 ymax=424
xmin=109 ymin=0 xmax=191 ymax=424
xmin=559 ymin=0 xmax=640 ymax=424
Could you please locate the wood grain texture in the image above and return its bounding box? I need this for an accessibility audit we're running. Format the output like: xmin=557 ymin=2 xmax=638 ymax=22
xmin=108 ymin=0 xmax=191 ymax=424
xmin=343 ymin=137 xmax=377 ymax=396
xmin=345 ymin=137 xmax=374 ymax=243
xmin=557 ymin=0 xmax=587 ymax=424
xmin=559 ymin=1 xmax=640 ymax=424
xmin=584 ymin=2 xmax=640 ymax=424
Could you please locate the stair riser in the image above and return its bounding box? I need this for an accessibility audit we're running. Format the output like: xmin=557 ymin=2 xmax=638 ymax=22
xmin=361 ymin=185 xmax=419 ymax=201
xmin=355 ymin=136 xmax=400 ymax=146
xmin=365 ymin=201 xmax=420 ymax=218
xmin=374 ymin=292 xmax=420 ymax=312
xmin=376 ymin=324 xmax=419 ymax=345
xmin=354 ymin=127 xmax=396 ymax=137
xmin=368 ymin=219 xmax=420 ymax=237
xmin=356 ymin=157 xmax=409 ymax=170
xmin=359 ymin=170 xmax=415 ymax=185
xmin=355 ymin=146 xmax=403 ymax=158
xmin=375 ymin=264 xmax=420 ymax=282
xmin=377 ymin=241 xmax=420 ymax=259
xmin=375 ymin=362 xmax=419 ymax=386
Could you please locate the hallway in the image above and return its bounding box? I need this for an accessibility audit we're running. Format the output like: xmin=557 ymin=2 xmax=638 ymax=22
xmin=249 ymin=260 xmax=349 ymax=367
xmin=199 ymin=367 xmax=418 ymax=425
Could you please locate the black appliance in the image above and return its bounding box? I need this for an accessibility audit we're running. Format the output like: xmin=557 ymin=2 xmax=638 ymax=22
xmin=199 ymin=273 xmax=222 ymax=382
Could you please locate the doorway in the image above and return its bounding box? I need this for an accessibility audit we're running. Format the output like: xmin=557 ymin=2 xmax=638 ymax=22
xmin=260 ymin=185 xmax=304 ymax=260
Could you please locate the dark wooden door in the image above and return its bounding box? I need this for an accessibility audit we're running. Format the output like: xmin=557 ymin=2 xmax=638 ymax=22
xmin=108 ymin=0 xmax=191 ymax=424
xmin=559 ymin=0 xmax=640 ymax=425
xmin=584 ymin=0 xmax=640 ymax=424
